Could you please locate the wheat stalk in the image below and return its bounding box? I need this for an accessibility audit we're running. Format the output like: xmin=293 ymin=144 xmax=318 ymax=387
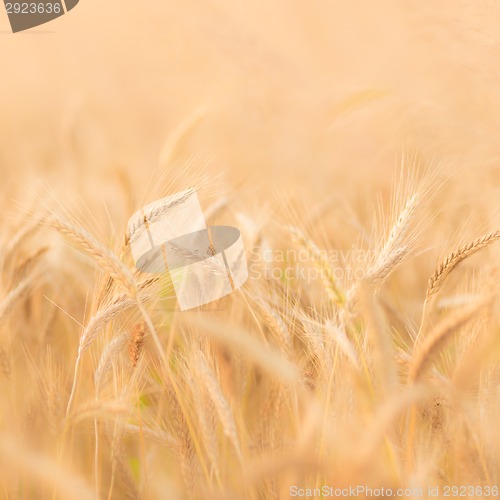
xmin=127 ymin=187 xmax=196 ymax=243
xmin=48 ymin=216 xmax=137 ymax=296
xmin=166 ymin=383 xmax=199 ymax=497
xmin=0 ymin=274 xmax=36 ymax=321
xmin=13 ymin=246 xmax=48 ymax=281
xmin=94 ymin=333 xmax=128 ymax=393
xmin=49 ymin=216 xmax=169 ymax=418
xmin=409 ymin=295 xmax=493 ymax=382
xmin=128 ymin=322 xmax=146 ymax=368
xmin=93 ymin=332 xmax=128 ymax=499
xmin=187 ymin=368 xmax=220 ymax=479
xmin=256 ymin=298 xmax=292 ymax=354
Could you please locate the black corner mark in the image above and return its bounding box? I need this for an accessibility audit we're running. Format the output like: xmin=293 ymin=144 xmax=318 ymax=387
xmin=4 ymin=0 xmax=80 ymax=33
xmin=64 ymin=0 xmax=78 ymax=11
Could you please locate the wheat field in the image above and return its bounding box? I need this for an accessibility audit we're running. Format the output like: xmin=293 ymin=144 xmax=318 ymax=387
xmin=1 ymin=1 xmax=500 ymax=499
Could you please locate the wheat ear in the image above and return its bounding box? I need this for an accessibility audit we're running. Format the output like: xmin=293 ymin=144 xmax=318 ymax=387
xmin=195 ymin=350 xmax=243 ymax=463
xmin=426 ymin=229 xmax=500 ymax=301
xmin=64 ymin=296 xmax=136 ymax=418
xmin=367 ymin=193 xmax=418 ymax=284
xmin=187 ymin=370 xmax=220 ymax=480
xmin=2 ymin=216 xmax=44 ymax=271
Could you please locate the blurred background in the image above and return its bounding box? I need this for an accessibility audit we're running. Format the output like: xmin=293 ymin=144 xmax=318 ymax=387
xmin=1 ymin=0 xmax=500 ymax=210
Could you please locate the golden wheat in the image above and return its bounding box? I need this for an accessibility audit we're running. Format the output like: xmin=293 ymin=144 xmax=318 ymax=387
xmin=128 ymin=322 xmax=146 ymax=369
xmin=2 ymin=4 xmax=500 ymax=497
xmin=427 ymin=230 xmax=500 ymax=300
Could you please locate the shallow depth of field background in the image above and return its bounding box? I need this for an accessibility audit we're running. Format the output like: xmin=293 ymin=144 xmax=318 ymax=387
xmin=1 ymin=1 xmax=500 ymax=499
xmin=2 ymin=0 xmax=500 ymax=200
